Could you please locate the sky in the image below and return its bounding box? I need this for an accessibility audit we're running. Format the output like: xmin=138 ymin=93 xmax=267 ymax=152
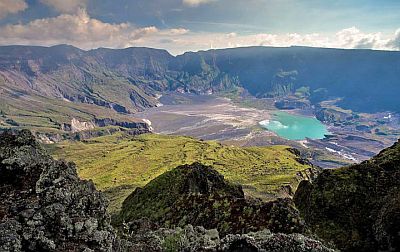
xmin=0 ymin=0 xmax=399 ymax=55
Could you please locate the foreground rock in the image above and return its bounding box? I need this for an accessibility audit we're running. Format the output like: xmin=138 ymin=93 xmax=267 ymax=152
xmin=121 ymin=222 xmax=334 ymax=252
xmin=0 ymin=130 xmax=333 ymax=251
xmin=0 ymin=130 xmax=116 ymax=251
xmin=295 ymin=139 xmax=400 ymax=251
xmin=116 ymin=162 xmax=305 ymax=236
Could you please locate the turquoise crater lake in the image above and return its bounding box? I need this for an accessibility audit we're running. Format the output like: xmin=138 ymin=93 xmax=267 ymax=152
xmin=259 ymin=111 xmax=329 ymax=140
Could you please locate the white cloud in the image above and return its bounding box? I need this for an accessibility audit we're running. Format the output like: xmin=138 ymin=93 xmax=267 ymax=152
xmin=40 ymin=0 xmax=87 ymax=13
xmin=146 ymin=27 xmax=398 ymax=55
xmin=0 ymin=9 xmax=178 ymax=49
xmin=335 ymin=27 xmax=387 ymax=49
xmin=183 ymin=0 xmax=216 ymax=7
xmin=0 ymin=0 xmax=27 ymax=19
xmin=167 ymin=28 xmax=190 ymax=35
xmin=387 ymin=29 xmax=400 ymax=49
xmin=0 ymin=10 xmax=398 ymax=56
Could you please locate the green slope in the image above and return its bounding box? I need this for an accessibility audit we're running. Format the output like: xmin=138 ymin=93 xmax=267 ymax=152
xmin=0 ymin=75 xmax=149 ymax=134
xmin=47 ymin=133 xmax=312 ymax=213
xmin=116 ymin=163 xmax=304 ymax=236
xmin=294 ymin=139 xmax=400 ymax=251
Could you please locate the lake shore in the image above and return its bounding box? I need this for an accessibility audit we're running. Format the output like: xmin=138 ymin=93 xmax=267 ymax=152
xmin=258 ymin=111 xmax=329 ymax=140
xmin=135 ymin=93 xmax=398 ymax=168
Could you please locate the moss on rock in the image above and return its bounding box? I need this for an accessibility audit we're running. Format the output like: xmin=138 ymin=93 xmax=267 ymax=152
xmin=116 ymin=163 xmax=305 ymax=236
xmin=294 ymin=139 xmax=400 ymax=251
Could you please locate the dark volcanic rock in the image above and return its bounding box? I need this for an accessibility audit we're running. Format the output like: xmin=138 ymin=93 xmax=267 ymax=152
xmin=120 ymin=225 xmax=334 ymax=252
xmin=0 ymin=130 xmax=116 ymax=251
xmin=219 ymin=230 xmax=334 ymax=252
xmin=294 ymin=139 xmax=400 ymax=251
xmin=0 ymin=130 xmax=334 ymax=251
xmin=116 ymin=162 xmax=305 ymax=236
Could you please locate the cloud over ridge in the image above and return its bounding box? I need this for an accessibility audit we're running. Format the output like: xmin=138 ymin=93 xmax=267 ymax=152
xmin=0 ymin=1 xmax=398 ymax=55
xmin=387 ymin=29 xmax=400 ymax=50
xmin=0 ymin=9 xmax=172 ymax=49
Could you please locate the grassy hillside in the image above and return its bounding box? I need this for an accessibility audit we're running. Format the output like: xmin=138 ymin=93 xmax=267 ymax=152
xmin=47 ymin=133 xmax=311 ymax=213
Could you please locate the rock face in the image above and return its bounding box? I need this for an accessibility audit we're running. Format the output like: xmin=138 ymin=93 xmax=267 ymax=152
xmin=63 ymin=118 xmax=96 ymax=132
xmin=0 ymin=130 xmax=116 ymax=251
xmin=117 ymin=163 xmax=305 ymax=236
xmin=294 ymin=139 xmax=400 ymax=251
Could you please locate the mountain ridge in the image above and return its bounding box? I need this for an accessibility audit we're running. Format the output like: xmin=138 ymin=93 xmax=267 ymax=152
xmin=1 ymin=44 xmax=399 ymax=137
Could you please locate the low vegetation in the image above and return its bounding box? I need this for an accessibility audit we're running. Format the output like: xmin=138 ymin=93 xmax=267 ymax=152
xmin=48 ymin=133 xmax=311 ymax=213
xmin=116 ymin=163 xmax=304 ymax=236
xmin=295 ymin=139 xmax=400 ymax=251
xmin=0 ymin=90 xmax=143 ymax=135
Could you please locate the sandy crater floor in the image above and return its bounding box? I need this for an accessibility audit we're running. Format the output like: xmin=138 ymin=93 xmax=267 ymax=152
xmin=136 ymin=95 xmax=274 ymax=141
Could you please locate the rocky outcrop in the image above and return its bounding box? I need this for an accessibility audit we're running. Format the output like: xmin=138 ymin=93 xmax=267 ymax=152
xmin=63 ymin=94 xmax=131 ymax=114
xmin=61 ymin=118 xmax=150 ymax=133
xmin=94 ymin=118 xmax=150 ymax=130
xmin=0 ymin=130 xmax=116 ymax=251
xmin=314 ymin=107 xmax=358 ymax=125
xmin=294 ymin=139 xmax=400 ymax=251
xmin=61 ymin=118 xmax=96 ymax=133
xmin=116 ymin=163 xmax=306 ymax=236
xmin=0 ymin=130 xmax=335 ymax=251
xmin=35 ymin=126 xmax=149 ymax=144
xmin=274 ymin=99 xmax=311 ymax=110
xmin=55 ymin=118 xmax=151 ymax=143
xmin=295 ymin=167 xmax=321 ymax=183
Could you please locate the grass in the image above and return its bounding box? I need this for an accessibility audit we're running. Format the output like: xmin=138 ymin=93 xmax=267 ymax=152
xmin=47 ymin=133 xmax=311 ymax=213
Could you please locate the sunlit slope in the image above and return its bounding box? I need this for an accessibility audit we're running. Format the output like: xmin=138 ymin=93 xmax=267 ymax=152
xmin=48 ymin=133 xmax=311 ymax=212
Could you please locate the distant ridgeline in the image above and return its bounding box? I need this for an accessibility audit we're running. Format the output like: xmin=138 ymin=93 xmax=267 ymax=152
xmin=0 ymin=45 xmax=399 ymax=133
xmin=178 ymin=46 xmax=400 ymax=113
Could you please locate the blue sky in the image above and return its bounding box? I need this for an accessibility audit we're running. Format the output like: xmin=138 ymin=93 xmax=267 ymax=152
xmin=0 ymin=0 xmax=399 ymax=54
xmin=88 ymin=0 xmax=400 ymax=33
